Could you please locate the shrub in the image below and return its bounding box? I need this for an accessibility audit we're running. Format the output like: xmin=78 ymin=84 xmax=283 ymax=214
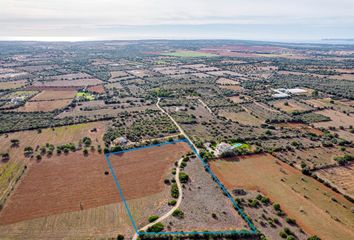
xmin=248 ymin=199 xmax=259 ymax=208
xmin=273 ymin=203 xmax=281 ymax=211
xmin=279 ymin=231 xmax=287 ymax=238
xmin=284 ymin=227 xmax=293 ymax=235
xmin=171 ymin=183 xmax=179 ymax=198
xmin=287 ymin=236 xmax=296 ymax=240
xmin=147 ymin=222 xmax=164 ymax=232
xmin=148 ymin=215 xmax=159 ymax=223
xmin=179 ymin=172 xmax=189 ymax=183
xmin=308 ymin=236 xmax=321 ymax=240
xmin=117 ymin=234 xmax=124 ymax=240
xmin=172 ymin=209 xmax=184 ymax=219
xmin=82 ymin=137 xmax=92 ymax=147
xmin=168 ymin=200 xmax=177 ymax=206
xmin=285 ymin=217 xmax=297 ymax=225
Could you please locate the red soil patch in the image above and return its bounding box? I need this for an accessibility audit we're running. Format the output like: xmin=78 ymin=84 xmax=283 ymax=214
xmin=87 ymin=84 xmax=105 ymax=94
xmin=0 ymin=142 xmax=190 ymax=225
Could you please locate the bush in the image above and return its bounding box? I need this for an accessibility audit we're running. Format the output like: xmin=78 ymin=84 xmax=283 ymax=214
xmin=287 ymin=236 xmax=296 ymax=240
xmin=168 ymin=199 xmax=177 ymax=206
xmin=285 ymin=217 xmax=296 ymax=225
xmin=148 ymin=215 xmax=159 ymax=223
xmin=171 ymin=183 xmax=179 ymax=198
xmin=308 ymin=236 xmax=321 ymax=240
xmin=146 ymin=222 xmax=164 ymax=232
xmin=172 ymin=209 xmax=184 ymax=219
xmin=284 ymin=227 xmax=293 ymax=235
xmin=279 ymin=231 xmax=287 ymax=238
xmin=273 ymin=203 xmax=281 ymax=211
xmin=117 ymin=234 xmax=124 ymax=240
xmin=179 ymin=172 xmax=189 ymax=183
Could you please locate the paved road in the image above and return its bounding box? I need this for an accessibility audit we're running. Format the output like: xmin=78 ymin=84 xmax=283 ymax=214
xmin=132 ymin=157 xmax=184 ymax=239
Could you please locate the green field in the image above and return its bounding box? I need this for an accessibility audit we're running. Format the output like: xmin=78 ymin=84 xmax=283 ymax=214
xmin=76 ymin=92 xmax=94 ymax=101
xmin=161 ymin=51 xmax=217 ymax=58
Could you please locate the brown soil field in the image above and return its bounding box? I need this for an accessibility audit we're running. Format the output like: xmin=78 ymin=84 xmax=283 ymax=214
xmin=30 ymin=90 xmax=76 ymax=101
xmin=276 ymin=122 xmax=324 ymax=136
xmin=210 ymin=154 xmax=354 ymax=240
xmin=228 ymin=96 xmax=247 ymax=104
xmin=331 ymin=129 xmax=354 ymax=141
xmin=216 ymin=78 xmax=240 ymax=85
xmin=105 ymin=82 xmax=124 ymax=89
xmin=109 ymin=142 xmax=190 ymax=200
xmin=0 ymin=190 xmax=167 ymax=239
xmin=218 ymin=110 xmax=264 ymax=126
xmin=15 ymin=99 xmax=72 ymax=112
xmin=110 ymin=71 xmax=129 ymax=79
xmin=49 ymin=73 xmax=93 ymax=80
xmin=316 ymin=163 xmax=354 ymax=199
xmin=313 ymin=110 xmax=354 ymax=128
xmin=0 ymin=80 xmax=27 ymax=90
xmin=219 ymin=85 xmax=244 ymax=91
xmin=0 ymin=122 xmax=108 ymax=205
xmin=33 ymin=79 xmax=103 ymax=87
xmin=329 ymin=74 xmax=354 ymax=81
xmin=271 ymin=99 xmax=312 ymax=113
xmin=0 ymin=142 xmax=190 ymax=225
xmin=305 ymin=98 xmax=354 ymax=113
xmin=0 ymin=121 xmax=107 ymax=162
xmin=274 ymin=147 xmax=354 ymax=169
xmin=87 ymin=84 xmax=105 ymax=93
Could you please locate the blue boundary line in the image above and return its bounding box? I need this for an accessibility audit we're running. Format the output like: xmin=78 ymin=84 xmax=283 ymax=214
xmin=105 ymin=138 xmax=258 ymax=236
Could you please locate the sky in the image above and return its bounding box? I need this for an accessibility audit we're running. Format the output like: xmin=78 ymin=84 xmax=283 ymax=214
xmin=1 ymin=0 xmax=354 ymax=41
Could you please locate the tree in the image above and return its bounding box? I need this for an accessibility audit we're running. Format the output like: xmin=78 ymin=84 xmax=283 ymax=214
xmin=116 ymin=234 xmax=124 ymax=240
xmin=83 ymin=148 xmax=89 ymax=156
xmin=273 ymin=203 xmax=281 ymax=212
xmin=82 ymin=137 xmax=92 ymax=147
xmin=24 ymin=146 xmax=34 ymax=156
xmin=10 ymin=139 xmax=20 ymax=147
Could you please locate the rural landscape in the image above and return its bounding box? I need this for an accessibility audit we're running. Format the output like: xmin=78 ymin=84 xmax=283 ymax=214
xmin=0 ymin=40 xmax=353 ymax=240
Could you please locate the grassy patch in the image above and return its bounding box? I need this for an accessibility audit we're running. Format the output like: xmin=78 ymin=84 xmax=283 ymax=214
xmin=76 ymin=91 xmax=94 ymax=101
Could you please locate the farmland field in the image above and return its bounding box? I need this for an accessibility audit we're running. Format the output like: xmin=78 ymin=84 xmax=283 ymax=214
xmin=0 ymin=80 xmax=27 ymax=90
xmin=270 ymin=99 xmax=312 ymax=113
xmin=0 ymin=142 xmax=189 ymax=229
xmin=0 ymin=122 xmax=108 ymax=205
xmin=315 ymin=163 xmax=354 ymax=198
xmin=313 ymin=110 xmax=354 ymax=128
xmin=216 ymin=78 xmax=240 ymax=85
xmin=210 ymin=154 xmax=354 ymax=240
xmin=30 ymin=90 xmax=76 ymax=101
xmin=33 ymin=79 xmax=103 ymax=87
xmin=274 ymin=147 xmax=354 ymax=169
xmin=15 ymin=99 xmax=72 ymax=112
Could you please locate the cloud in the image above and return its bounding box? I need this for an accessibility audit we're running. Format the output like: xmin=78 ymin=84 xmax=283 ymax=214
xmin=0 ymin=0 xmax=354 ymax=40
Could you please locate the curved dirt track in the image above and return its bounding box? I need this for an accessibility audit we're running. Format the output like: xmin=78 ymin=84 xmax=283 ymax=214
xmin=132 ymin=157 xmax=184 ymax=240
